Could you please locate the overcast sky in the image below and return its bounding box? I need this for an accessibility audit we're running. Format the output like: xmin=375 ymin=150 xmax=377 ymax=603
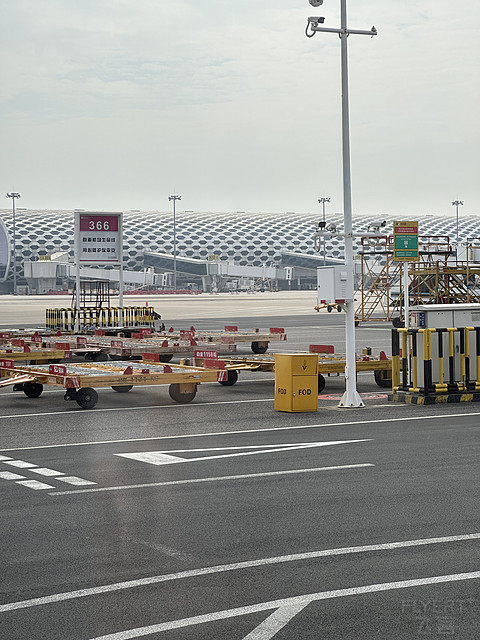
xmin=1 ymin=1 xmax=478 ymax=218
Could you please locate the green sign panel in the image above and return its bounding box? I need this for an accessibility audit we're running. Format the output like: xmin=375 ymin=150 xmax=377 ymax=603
xmin=393 ymin=221 xmax=419 ymax=262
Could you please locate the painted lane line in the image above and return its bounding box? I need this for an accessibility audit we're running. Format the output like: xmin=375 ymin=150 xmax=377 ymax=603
xmin=116 ymin=440 xmax=372 ymax=466
xmin=48 ymin=464 xmax=374 ymax=496
xmin=15 ymin=480 xmax=55 ymax=490
xmin=123 ymin=536 xmax=197 ymax=564
xmin=2 ymin=410 xmax=479 ymax=454
xmin=89 ymin=571 xmax=480 ymax=639
xmin=56 ymin=476 xmax=97 ymax=486
xmin=0 ymin=455 xmax=13 ymax=460
xmin=242 ymin=603 xmax=308 ymax=640
xmin=120 ymin=441 xmax=370 ymax=454
xmin=29 ymin=468 xmax=65 ymax=477
xmin=3 ymin=460 xmax=38 ymax=468
xmin=0 ymin=471 xmax=26 ymax=480
xmin=1 ymin=531 xmax=479 ymax=614
xmin=0 ymin=399 xmax=272 ymax=422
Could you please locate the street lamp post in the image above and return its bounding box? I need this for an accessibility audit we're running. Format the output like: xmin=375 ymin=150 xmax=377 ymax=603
xmin=168 ymin=194 xmax=181 ymax=290
xmin=452 ymin=200 xmax=464 ymax=256
xmin=6 ymin=192 xmax=21 ymax=295
xmin=318 ymin=197 xmax=330 ymax=265
xmin=306 ymin=1 xmax=377 ymax=408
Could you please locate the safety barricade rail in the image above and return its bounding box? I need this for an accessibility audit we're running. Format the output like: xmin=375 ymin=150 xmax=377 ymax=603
xmin=391 ymin=326 xmax=480 ymax=402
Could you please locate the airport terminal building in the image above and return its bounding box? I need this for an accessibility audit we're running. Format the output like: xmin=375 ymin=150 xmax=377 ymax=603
xmin=0 ymin=209 xmax=475 ymax=293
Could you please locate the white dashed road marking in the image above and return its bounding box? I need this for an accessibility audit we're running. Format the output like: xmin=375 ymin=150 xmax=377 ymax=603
xmin=15 ymin=480 xmax=54 ymax=490
xmin=30 ymin=468 xmax=65 ymax=477
xmin=4 ymin=460 xmax=38 ymax=468
xmin=56 ymin=476 xmax=97 ymax=486
xmin=0 ymin=471 xmax=26 ymax=480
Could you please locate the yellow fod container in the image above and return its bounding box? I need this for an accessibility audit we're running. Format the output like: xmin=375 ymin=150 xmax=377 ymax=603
xmin=274 ymin=353 xmax=318 ymax=412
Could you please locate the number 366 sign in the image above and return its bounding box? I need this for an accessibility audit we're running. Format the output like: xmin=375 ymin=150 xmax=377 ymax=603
xmin=75 ymin=211 xmax=123 ymax=264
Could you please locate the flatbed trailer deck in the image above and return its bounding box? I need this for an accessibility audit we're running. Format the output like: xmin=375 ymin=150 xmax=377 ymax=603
xmin=158 ymin=326 xmax=287 ymax=354
xmin=192 ymin=349 xmax=392 ymax=391
xmin=0 ymin=359 xmax=227 ymax=409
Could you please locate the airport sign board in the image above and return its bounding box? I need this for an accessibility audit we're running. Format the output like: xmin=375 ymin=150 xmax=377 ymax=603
xmin=393 ymin=220 xmax=419 ymax=262
xmin=75 ymin=211 xmax=123 ymax=264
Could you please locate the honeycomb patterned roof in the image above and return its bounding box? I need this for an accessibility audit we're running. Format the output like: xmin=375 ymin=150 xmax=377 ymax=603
xmin=0 ymin=209 xmax=476 ymax=282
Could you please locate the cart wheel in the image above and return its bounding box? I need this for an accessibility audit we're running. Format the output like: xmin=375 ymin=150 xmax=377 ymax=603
xmin=111 ymin=385 xmax=133 ymax=393
xmin=318 ymin=374 xmax=326 ymax=394
xmin=75 ymin=387 xmax=98 ymax=409
xmin=92 ymin=351 xmax=109 ymax=362
xmin=355 ymin=320 xmax=360 ymax=327
xmin=337 ymin=305 xmax=342 ymax=312
xmin=251 ymin=341 xmax=268 ymax=354
xmin=374 ymin=369 xmax=392 ymax=388
xmin=23 ymin=382 xmax=43 ymax=398
xmin=169 ymin=383 xmax=197 ymax=403
xmin=392 ymin=317 xmax=404 ymax=328
xmin=218 ymin=370 xmax=238 ymax=386
xmin=157 ymin=354 xmax=173 ymax=363
xmin=327 ymin=306 xmax=333 ymax=312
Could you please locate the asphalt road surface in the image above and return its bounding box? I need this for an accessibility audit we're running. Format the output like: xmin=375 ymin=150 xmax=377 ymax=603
xmin=1 ymin=297 xmax=479 ymax=638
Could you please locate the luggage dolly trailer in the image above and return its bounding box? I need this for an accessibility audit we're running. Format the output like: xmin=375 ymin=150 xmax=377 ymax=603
xmin=192 ymin=347 xmax=392 ymax=391
xmin=158 ymin=326 xmax=287 ymax=354
xmin=0 ymin=346 xmax=70 ymax=365
xmin=0 ymin=359 xmax=228 ymax=409
xmin=81 ymin=336 xmax=238 ymax=362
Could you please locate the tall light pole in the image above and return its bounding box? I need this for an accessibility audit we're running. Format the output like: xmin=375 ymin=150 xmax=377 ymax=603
xmin=168 ymin=194 xmax=181 ymax=290
xmin=318 ymin=196 xmax=330 ymax=265
xmin=6 ymin=192 xmax=21 ymax=295
xmin=452 ymin=199 xmax=464 ymax=256
xmin=306 ymin=1 xmax=377 ymax=408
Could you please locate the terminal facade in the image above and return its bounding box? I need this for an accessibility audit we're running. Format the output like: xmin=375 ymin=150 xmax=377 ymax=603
xmin=0 ymin=209 xmax=475 ymax=294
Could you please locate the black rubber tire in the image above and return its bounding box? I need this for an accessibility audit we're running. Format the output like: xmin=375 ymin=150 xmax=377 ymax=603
xmin=75 ymin=387 xmax=99 ymax=409
xmin=23 ymin=382 xmax=44 ymax=398
xmin=327 ymin=306 xmax=333 ymax=312
xmin=111 ymin=385 xmax=133 ymax=393
xmin=92 ymin=351 xmax=109 ymax=362
xmin=157 ymin=354 xmax=173 ymax=363
xmin=168 ymin=383 xmax=197 ymax=403
xmin=318 ymin=374 xmax=326 ymax=394
xmin=392 ymin=316 xmax=404 ymax=328
xmin=337 ymin=305 xmax=342 ymax=312
xmin=251 ymin=342 xmax=268 ymax=354
xmin=374 ymin=369 xmax=392 ymax=388
xmin=355 ymin=320 xmax=360 ymax=327
xmin=218 ymin=370 xmax=238 ymax=386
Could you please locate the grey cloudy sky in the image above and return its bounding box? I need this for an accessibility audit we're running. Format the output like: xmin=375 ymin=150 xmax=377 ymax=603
xmin=1 ymin=1 xmax=478 ymax=218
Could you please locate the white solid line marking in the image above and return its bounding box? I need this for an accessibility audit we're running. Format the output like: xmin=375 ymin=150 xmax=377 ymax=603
xmin=0 ymin=471 xmax=26 ymax=480
xmin=56 ymin=476 xmax=97 ymax=486
xmin=242 ymin=603 xmax=308 ymax=640
xmin=89 ymin=571 xmax=480 ymax=639
xmin=1 ymin=531 xmax=479 ymax=614
xmin=0 ymin=398 xmax=272 ymax=422
xmin=1 ymin=410 xmax=478 ymax=454
xmin=30 ymin=468 xmax=65 ymax=477
xmin=116 ymin=440 xmax=371 ymax=466
xmin=3 ymin=460 xmax=37 ymax=468
xmin=15 ymin=480 xmax=55 ymax=490
xmin=48 ymin=464 xmax=373 ymax=496
xmin=0 ymin=454 xmax=13 ymax=460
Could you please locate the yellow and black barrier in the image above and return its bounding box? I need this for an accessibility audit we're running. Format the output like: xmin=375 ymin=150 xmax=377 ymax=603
xmin=45 ymin=307 xmax=156 ymax=332
xmin=390 ymin=326 xmax=480 ymax=404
